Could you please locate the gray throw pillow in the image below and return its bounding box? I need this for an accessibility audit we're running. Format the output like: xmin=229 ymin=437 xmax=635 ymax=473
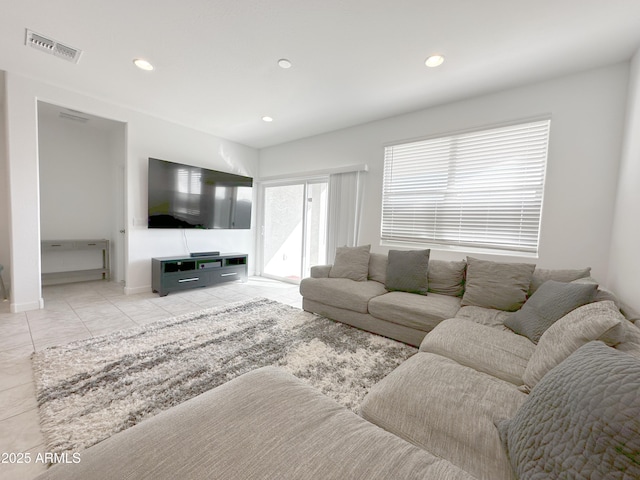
xmin=498 ymin=341 xmax=640 ymax=479
xmin=385 ymin=249 xmax=430 ymax=295
xmin=461 ymin=257 xmax=535 ymax=312
xmin=329 ymin=245 xmax=371 ymax=281
xmin=504 ymin=280 xmax=598 ymax=343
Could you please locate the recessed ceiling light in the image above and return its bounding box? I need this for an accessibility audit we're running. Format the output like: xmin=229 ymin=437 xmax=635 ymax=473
xmin=425 ymin=54 xmax=445 ymax=68
xmin=133 ymin=58 xmax=154 ymax=71
xmin=277 ymin=58 xmax=292 ymax=69
xmin=262 ymin=116 xmax=273 ymax=122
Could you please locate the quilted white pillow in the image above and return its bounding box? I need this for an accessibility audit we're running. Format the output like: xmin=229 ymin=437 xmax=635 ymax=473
xmin=522 ymin=300 xmax=626 ymax=390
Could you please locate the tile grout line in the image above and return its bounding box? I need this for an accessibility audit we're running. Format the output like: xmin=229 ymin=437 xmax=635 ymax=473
xmin=0 ymin=403 xmax=39 ymax=424
xmin=65 ymin=296 xmax=97 ymax=340
xmin=0 ymin=376 xmax=33 ymax=396
xmin=29 ymin=297 xmax=93 ymax=350
xmin=24 ymin=311 xmax=37 ymax=354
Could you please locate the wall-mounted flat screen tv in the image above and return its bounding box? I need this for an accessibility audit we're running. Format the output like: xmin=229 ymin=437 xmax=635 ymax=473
xmin=148 ymin=158 xmax=253 ymax=229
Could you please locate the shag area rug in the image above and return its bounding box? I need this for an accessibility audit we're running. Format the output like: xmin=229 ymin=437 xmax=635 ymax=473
xmin=32 ymin=298 xmax=417 ymax=456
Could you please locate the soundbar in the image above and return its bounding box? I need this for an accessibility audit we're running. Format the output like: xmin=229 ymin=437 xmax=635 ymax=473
xmin=190 ymin=251 xmax=221 ymax=257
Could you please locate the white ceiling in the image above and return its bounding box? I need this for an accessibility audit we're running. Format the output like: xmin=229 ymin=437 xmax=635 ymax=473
xmin=2 ymin=0 xmax=640 ymax=149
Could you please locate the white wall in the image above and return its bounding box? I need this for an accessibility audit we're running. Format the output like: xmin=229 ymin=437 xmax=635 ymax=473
xmin=4 ymin=72 xmax=258 ymax=311
xmin=125 ymin=114 xmax=259 ymax=294
xmin=0 ymin=71 xmax=10 ymax=294
xmin=608 ymin=48 xmax=640 ymax=311
xmin=38 ymin=111 xmax=116 ymax=240
xmin=259 ymin=63 xmax=629 ymax=282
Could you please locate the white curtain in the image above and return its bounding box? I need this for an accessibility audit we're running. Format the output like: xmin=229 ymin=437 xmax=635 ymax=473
xmin=327 ymin=171 xmax=365 ymax=263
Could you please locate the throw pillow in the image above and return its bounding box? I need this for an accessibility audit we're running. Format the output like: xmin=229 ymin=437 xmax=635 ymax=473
xmin=368 ymin=253 xmax=388 ymax=284
xmin=427 ymin=260 xmax=466 ymax=297
xmin=571 ymin=277 xmax=640 ymax=323
xmin=328 ymin=245 xmax=371 ymax=282
xmin=385 ymin=249 xmax=430 ymax=295
xmin=615 ymin=318 xmax=640 ymax=359
xmin=504 ymin=279 xmax=598 ymax=343
xmin=498 ymin=341 xmax=640 ymax=479
xmin=461 ymin=257 xmax=535 ymax=312
xmin=528 ymin=266 xmax=591 ymax=295
xmin=571 ymin=276 xmax=617 ymax=305
xmin=521 ymin=300 xmax=626 ymax=389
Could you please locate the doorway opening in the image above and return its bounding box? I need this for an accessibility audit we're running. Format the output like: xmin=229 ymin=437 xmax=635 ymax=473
xmin=37 ymin=101 xmax=127 ymax=286
xmin=261 ymin=180 xmax=328 ymax=283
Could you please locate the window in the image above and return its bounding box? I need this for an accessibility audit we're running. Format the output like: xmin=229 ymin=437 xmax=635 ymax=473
xmin=381 ymin=119 xmax=550 ymax=255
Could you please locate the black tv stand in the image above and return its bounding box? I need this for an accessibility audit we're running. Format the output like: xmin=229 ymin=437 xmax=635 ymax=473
xmin=152 ymin=253 xmax=248 ymax=296
xmin=190 ymin=251 xmax=220 ymax=257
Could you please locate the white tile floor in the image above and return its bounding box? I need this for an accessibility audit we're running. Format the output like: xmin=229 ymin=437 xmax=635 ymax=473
xmin=0 ymin=277 xmax=302 ymax=480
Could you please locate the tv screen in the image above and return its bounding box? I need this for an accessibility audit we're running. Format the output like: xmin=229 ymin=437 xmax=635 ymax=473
xmin=148 ymin=158 xmax=253 ymax=229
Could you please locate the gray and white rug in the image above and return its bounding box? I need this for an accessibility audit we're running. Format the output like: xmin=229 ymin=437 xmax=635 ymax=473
xmin=32 ymin=297 xmax=417 ymax=455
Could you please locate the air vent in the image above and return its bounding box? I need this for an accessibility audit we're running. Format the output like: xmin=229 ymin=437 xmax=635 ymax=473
xmin=25 ymin=29 xmax=82 ymax=64
xmin=59 ymin=111 xmax=90 ymax=123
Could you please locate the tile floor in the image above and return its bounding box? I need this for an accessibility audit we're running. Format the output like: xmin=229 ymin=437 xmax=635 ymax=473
xmin=0 ymin=277 xmax=302 ymax=480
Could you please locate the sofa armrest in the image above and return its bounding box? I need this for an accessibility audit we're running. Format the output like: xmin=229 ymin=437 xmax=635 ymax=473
xmin=310 ymin=264 xmax=332 ymax=278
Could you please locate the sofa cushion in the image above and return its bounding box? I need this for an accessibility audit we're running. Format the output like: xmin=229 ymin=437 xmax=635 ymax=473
xmin=623 ymin=303 xmax=640 ymax=325
xmin=361 ymin=353 xmax=526 ymax=480
xmin=420 ymin=318 xmax=535 ymax=385
xmin=299 ymin=277 xmax=387 ymax=314
xmin=498 ymin=342 xmax=640 ymax=480
xmin=302 ymin=298 xmax=430 ymax=347
xmin=522 ymin=300 xmax=626 ymax=390
xmin=36 ymin=366 xmax=475 ymax=480
xmin=385 ymin=249 xmax=430 ymax=295
xmin=368 ymin=292 xmax=460 ymax=332
xmin=615 ymin=318 xmax=640 ymax=359
xmin=504 ymin=280 xmax=598 ymax=343
xmin=461 ymin=257 xmax=535 ymax=312
xmin=428 ymin=259 xmax=466 ymax=297
xmin=528 ymin=266 xmax=591 ymax=295
xmin=572 ymin=276 xmax=640 ymax=323
xmin=329 ymin=244 xmax=371 ymax=281
xmin=454 ymin=305 xmax=514 ymax=328
xmin=368 ymin=253 xmax=388 ymax=284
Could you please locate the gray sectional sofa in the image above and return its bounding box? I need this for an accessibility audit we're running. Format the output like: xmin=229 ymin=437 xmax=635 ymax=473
xmin=300 ymin=254 xmax=465 ymax=346
xmin=36 ymin=247 xmax=640 ymax=479
xmin=299 ymin=246 xmax=614 ymax=346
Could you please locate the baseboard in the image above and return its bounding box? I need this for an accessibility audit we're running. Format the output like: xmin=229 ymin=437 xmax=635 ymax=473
xmin=124 ymin=285 xmax=153 ymax=295
xmin=11 ymin=297 xmax=45 ymax=313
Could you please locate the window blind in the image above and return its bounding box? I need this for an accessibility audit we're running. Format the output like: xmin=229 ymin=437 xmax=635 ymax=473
xmin=381 ymin=119 xmax=550 ymax=254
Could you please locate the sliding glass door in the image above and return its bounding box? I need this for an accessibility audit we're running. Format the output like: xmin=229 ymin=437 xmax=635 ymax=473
xmin=263 ymin=184 xmax=304 ymax=281
xmin=262 ymin=180 xmax=328 ymax=282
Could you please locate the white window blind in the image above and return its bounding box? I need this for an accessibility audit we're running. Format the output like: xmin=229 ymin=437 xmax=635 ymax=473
xmin=381 ymin=119 xmax=550 ymax=254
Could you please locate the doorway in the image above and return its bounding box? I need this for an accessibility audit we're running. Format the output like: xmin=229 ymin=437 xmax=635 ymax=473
xmin=37 ymin=102 xmax=127 ymax=285
xmin=261 ymin=180 xmax=328 ymax=283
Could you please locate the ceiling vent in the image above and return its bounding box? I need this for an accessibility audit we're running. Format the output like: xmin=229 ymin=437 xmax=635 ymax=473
xmin=25 ymin=29 xmax=82 ymax=64
xmin=58 ymin=111 xmax=90 ymax=123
